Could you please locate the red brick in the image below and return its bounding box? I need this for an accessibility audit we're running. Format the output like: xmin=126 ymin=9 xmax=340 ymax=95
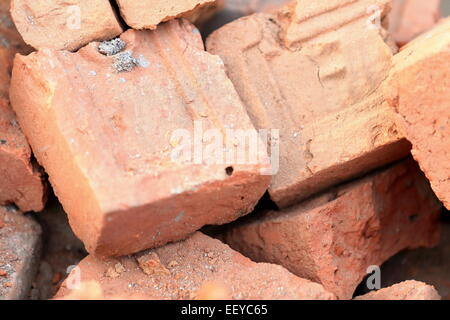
xmin=10 ymin=19 xmax=270 ymax=257
xmin=0 ymin=77 xmax=46 ymax=212
xmin=116 ymin=0 xmax=222 ymax=30
xmin=56 ymin=232 xmax=335 ymax=300
xmin=223 ymin=158 xmax=442 ymax=299
xmin=206 ymin=0 xmax=411 ymax=208
xmin=0 ymin=206 xmax=42 ymax=299
xmin=10 ymin=0 xmax=123 ymax=51
xmin=354 ymin=280 xmax=441 ymax=300
xmin=389 ymin=0 xmax=441 ymax=46
xmin=0 ymin=8 xmax=46 ymax=212
xmin=384 ymin=18 xmax=450 ymax=209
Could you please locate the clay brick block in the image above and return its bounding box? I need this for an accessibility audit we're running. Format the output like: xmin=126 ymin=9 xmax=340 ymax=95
xmin=223 ymin=158 xmax=442 ymax=299
xmin=10 ymin=19 xmax=270 ymax=257
xmin=0 ymin=77 xmax=46 ymax=212
xmin=116 ymin=0 xmax=221 ymax=30
xmin=207 ymin=0 xmax=411 ymax=208
xmin=0 ymin=206 xmax=42 ymax=299
xmin=56 ymin=232 xmax=335 ymax=300
xmin=10 ymin=0 xmax=123 ymax=51
xmin=384 ymin=18 xmax=450 ymax=209
xmin=354 ymin=280 xmax=441 ymax=300
xmin=0 ymin=45 xmax=46 ymax=213
xmin=389 ymin=0 xmax=441 ymax=46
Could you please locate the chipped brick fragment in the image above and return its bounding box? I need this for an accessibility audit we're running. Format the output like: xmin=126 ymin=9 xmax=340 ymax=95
xmin=56 ymin=233 xmax=335 ymax=300
xmin=10 ymin=0 xmax=123 ymax=51
xmin=384 ymin=18 xmax=450 ymax=209
xmin=354 ymin=280 xmax=441 ymax=300
xmin=0 ymin=37 xmax=46 ymax=212
xmin=207 ymin=0 xmax=411 ymax=208
xmin=10 ymin=19 xmax=270 ymax=257
xmin=223 ymin=158 xmax=442 ymax=299
xmin=136 ymin=252 xmax=170 ymax=276
xmin=116 ymin=0 xmax=221 ymax=30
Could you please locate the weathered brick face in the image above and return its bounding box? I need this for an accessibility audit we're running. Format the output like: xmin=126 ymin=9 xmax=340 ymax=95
xmin=207 ymin=0 xmax=411 ymax=208
xmin=385 ymin=18 xmax=450 ymax=209
xmin=116 ymin=0 xmax=222 ymax=30
xmin=10 ymin=0 xmax=123 ymax=51
xmin=0 ymin=3 xmax=46 ymax=212
xmin=223 ymin=158 xmax=442 ymax=299
xmin=9 ymin=19 xmax=270 ymax=257
xmin=56 ymin=232 xmax=335 ymax=300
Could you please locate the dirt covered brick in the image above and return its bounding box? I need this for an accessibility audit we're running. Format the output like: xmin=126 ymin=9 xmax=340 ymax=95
xmin=56 ymin=233 xmax=335 ymax=300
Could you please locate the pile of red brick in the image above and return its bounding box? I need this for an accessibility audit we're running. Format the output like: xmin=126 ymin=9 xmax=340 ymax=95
xmin=0 ymin=0 xmax=448 ymax=300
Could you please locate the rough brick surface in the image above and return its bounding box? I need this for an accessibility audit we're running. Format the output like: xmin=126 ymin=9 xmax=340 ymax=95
xmin=56 ymin=232 xmax=335 ymax=300
xmin=223 ymin=158 xmax=442 ymax=300
xmin=207 ymin=0 xmax=411 ymax=208
xmin=384 ymin=18 xmax=450 ymax=209
xmin=10 ymin=19 xmax=270 ymax=257
xmin=389 ymin=0 xmax=441 ymax=46
xmin=354 ymin=280 xmax=441 ymax=300
xmin=0 ymin=206 xmax=42 ymax=299
xmin=116 ymin=0 xmax=221 ymax=30
xmin=0 ymin=57 xmax=46 ymax=212
xmin=10 ymin=0 xmax=123 ymax=51
xmin=0 ymin=8 xmax=46 ymax=212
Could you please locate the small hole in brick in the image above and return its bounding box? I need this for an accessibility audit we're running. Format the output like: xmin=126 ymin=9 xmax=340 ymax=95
xmin=225 ymin=166 xmax=234 ymax=176
xmin=409 ymin=214 xmax=419 ymax=222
